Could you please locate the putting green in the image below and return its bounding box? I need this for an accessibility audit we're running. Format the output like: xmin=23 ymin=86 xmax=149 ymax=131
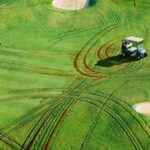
xmin=0 ymin=0 xmax=150 ymax=149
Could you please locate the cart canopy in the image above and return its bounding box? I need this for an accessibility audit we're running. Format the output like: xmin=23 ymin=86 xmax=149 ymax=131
xmin=125 ymin=36 xmax=143 ymax=43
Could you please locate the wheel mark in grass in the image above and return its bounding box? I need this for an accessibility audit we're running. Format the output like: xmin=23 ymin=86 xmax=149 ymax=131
xmin=109 ymin=10 xmax=127 ymax=34
xmin=0 ymin=88 xmax=69 ymax=103
xmin=46 ymin=80 xmax=96 ymax=149
xmin=73 ymin=49 xmax=98 ymax=77
xmin=0 ymin=59 xmax=75 ymax=77
xmin=88 ymin=91 xmax=150 ymax=138
xmin=0 ymin=2 xmax=148 ymax=150
xmin=82 ymin=42 xmax=107 ymax=76
xmin=35 ymin=99 xmax=73 ymax=149
xmin=74 ymin=24 xmax=118 ymax=77
xmin=96 ymin=11 xmax=107 ymax=28
xmin=80 ymin=80 xmax=127 ymax=150
xmin=20 ymin=36 xmax=142 ymax=149
xmin=97 ymin=44 xmax=107 ymax=59
xmin=10 ymin=100 xmax=64 ymax=133
xmin=31 ymin=79 xmax=87 ymax=149
xmin=97 ymin=42 xmax=133 ymax=75
xmin=117 ymin=58 xmax=142 ymax=75
xmin=96 ymin=18 xmax=101 ymax=31
xmin=112 ymin=97 xmax=150 ymax=138
xmin=80 ymin=98 xmax=143 ymax=150
xmin=105 ymin=43 xmax=115 ymax=58
xmin=30 ymin=103 xmax=69 ymax=148
xmin=80 ymin=93 xmax=113 ymax=150
xmin=23 ymin=104 xmax=72 ymax=147
xmin=2 ymin=77 xmax=80 ymax=132
xmin=0 ymin=131 xmax=22 ymax=150
xmin=96 ymin=40 xmax=143 ymax=75
xmin=40 ymin=79 xmax=96 ymax=150
xmin=0 ymin=95 xmax=55 ymax=102
xmin=82 ymin=40 xmax=111 ymax=76
xmin=104 ymin=106 xmax=143 ymax=150
xmin=23 ymin=98 xmax=69 ymax=150
xmin=0 ymin=87 xmax=66 ymax=98
xmin=24 ymin=77 xmax=85 ymax=149
xmin=117 ymin=61 xmax=134 ymax=73
xmin=46 ymin=25 xmax=97 ymax=50
xmin=3 ymin=97 xmax=65 ymax=132
xmin=20 ymin=99 xmax=70 ymax=149
xmin=42 ymin=100 xmax=75 ymax=150
xmin=79 ymin=40 xmax=123 ymax=77
xmin=53 ymin=25 xmax=96 ymax=40
xmin=128 ymin=59 xmax=143 ymax=73
xmin=26 ymin=79 xmax=87 ymax=149
xmin=0 ymin=4 xmax=146 ymax=149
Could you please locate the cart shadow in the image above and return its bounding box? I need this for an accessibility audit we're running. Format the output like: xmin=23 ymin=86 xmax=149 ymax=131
xmin=95 ymin=55 xmax=135 ymax=67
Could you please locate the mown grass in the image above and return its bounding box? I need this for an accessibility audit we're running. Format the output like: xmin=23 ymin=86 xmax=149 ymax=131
xmin=0 ymin=0 xmax=150 ymax=149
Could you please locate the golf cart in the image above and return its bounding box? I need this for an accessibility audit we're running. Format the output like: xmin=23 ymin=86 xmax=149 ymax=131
xmin=121 ymin=36 xmax=147 ymax=59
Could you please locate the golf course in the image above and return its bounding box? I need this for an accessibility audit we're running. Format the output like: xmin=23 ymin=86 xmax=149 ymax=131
xmin=0 ymin=0 xmax=150 ymax=149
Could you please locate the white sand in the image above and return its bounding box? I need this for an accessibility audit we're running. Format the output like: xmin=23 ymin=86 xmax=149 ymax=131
xmin=133 ymin=102 xmax=150 ymax=116
xmin=52 ymin=0 xmax=89 ymax=10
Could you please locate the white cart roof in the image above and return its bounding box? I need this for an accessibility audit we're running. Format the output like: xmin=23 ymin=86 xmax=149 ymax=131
xmin=125 ymin=36 xmax=143 ymax=42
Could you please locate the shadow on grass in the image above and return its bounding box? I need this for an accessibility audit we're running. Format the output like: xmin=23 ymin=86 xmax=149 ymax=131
xmin=89 ymin=0 xmax=97 ymax=7
xmin=95 ymin=55 xmax=135 ymax=67
xmin=0 ymin=0 xmax=11 ymax=5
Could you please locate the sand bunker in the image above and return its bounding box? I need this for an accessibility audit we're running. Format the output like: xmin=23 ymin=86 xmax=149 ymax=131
xmin=52 ymin=0 xmax=89 ymax=10
xmin=133 ymin=102 xmax=150 ymax=116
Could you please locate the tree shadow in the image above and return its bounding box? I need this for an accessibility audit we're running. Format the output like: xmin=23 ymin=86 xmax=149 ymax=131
xmin=95 ymin=55 xmax=135 ymax=67
xmin=89 ymin=0 xmax=97 ymax=7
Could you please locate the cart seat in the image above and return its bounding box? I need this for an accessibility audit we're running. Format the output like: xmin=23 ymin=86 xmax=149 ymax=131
xmin=128 ymin=47 xmax=137 ymax=52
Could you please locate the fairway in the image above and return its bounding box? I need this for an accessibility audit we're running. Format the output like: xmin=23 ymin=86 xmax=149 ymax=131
xmin=0 ymin=0 xmax=150 ymax=149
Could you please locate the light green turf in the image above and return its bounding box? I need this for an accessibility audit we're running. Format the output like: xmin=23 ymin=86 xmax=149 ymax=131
xmin=0 ymin=0 xmax=150 ymax=149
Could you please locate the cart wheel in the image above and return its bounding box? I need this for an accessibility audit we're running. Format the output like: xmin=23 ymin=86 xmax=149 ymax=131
xmin=122 ymin=53 xmax=125 ymax=57
xmin=135 ymin=55 xmax=140 ymax=60
xmin=144 ymin=53 xmax=148 ymax=57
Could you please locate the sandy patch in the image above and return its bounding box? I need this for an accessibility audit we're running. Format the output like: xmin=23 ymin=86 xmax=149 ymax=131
xmin=133 ymin=102 xmax=150 ymax=116
xmin=52 ymin=0 xmax=89 ymax=10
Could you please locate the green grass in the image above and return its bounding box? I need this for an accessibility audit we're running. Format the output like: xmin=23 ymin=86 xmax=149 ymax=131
xmin=0 ymin=0 xmax=150 ymax=149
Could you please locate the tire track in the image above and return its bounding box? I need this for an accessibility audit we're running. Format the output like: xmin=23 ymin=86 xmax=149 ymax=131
xmin=96 ymin=40 xmax=143 ymax=75
xmin=0 ymin=87 xmax=66 ymax=102
xmin=2 ymin=77 xmax=80 ymax=132
xmin=105 ymin=43 xmax=115 ymax=58
xmin=87 ymin=91 xmax=150 ymax=138
xmin=80 ymin=80 xmax=129 ymax=149
xmin=0 ymin=131 xmax=22 ymax=150
xmin=80 ymin=98 xmax=143 ymax=150
xmin=80 ymin=92 xmax=113 ymax=150
xmin=30 ymin=79 xmax=88 ymax=150
xmin=23 ymin=102 xmax=65 ymax=150
xmin=73 ymin=24 xmax=118 ymax=77
xmin=21 ymin=78 xmax=86 ymax=149
xmin=97 ymin=43 xmax=107 ymax=59
xmin=0 ymin=59 xmax=75 ymax=77
xmin=41 ymin=78 xmax=98 ymax=150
